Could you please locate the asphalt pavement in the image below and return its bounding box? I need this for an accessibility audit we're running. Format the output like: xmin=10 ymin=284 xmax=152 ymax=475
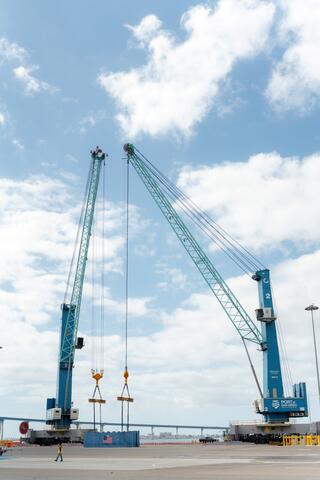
xmin=1 ymin=442 xmax=320 ymax=479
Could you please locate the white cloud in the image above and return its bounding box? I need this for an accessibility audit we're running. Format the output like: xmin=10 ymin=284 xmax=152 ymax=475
xmin=177 ymin=151 xmax=320 ymax=252
xmin=100 ymin=249 xmax=320 ymax=423
xmin=101 ymin=288 xmax=152 ymax=318
xmin=58 ymin=169 xmax=79 ymax=182
xmin=65 ymin=153 xmax=79 ymax=164
xmin=0 ymin=172 xmax=147 ymax=430
xmin=12 ymin=138 xmax=24 ymax=150
xmin=0 ymin=37 xmax=26 ymax=63
xmin=0 ymin=177 xmax=72 ymax=339
xmin=0 ymin=36 xmax=57 ymax=97
xmin=156 ymin=264 xmax=188 ymax=290
xmin=41 ymin=161 xmax=57 ymax=168
xmin=99 ymin=0 xmax=275 ymax=138
xmin=13 ymin=65 xmax=57 ymax=95
xmin=79 ymin=111 xmax=107 ymax=133
xmin=0 ymin=173 xmax=132 ymax=325
xmin=1 ymin=171 xmax=320 ymax=431
xmin=266 ymin=0 xmax=320 ymax=111
xmin=0 ymin=112 xmax=5 ymax=125
xmin=80 ymin=114 xmax=96 ymax=132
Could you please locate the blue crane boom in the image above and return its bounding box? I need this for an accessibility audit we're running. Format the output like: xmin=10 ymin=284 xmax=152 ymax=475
xmin=123 ymin=143 xmax=308 ymax=423
xmin=46 ymin=147 xmax=106 ymax=429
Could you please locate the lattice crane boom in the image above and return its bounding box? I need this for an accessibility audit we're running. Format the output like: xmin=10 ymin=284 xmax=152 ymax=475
xmin=46 ymin=147 xmax=106 ymax=429
xmin=124 ymin=143 xmax=308 ymax=424
xmin=123 ymin=143 xmax=263 ymax=346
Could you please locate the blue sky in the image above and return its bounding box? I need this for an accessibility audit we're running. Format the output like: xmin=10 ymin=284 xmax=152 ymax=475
xmin=1 ymin=0 xmax=320 ymax=437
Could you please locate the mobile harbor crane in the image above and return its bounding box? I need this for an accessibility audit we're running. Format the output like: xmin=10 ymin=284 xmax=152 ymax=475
xmin=27 ymin=147 xmax=106 ymax=444
xmin=123 ymin=143 xmax=308 ymax=425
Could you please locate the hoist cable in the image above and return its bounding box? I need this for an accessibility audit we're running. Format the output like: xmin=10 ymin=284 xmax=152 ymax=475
xmin=124 ymin=158 xmax=130 ymax=371
xmin=145 ymin=155 xmax=264 ymax=272
xmin=137 ymin=158 xmax=255 ymax=274
xmin=141 ymin=156 xmax=259 ymax=274
xmin=91 ymin=214 xmax=96 ymax=371
xmin=100 ymin=161 xmax=106 ymax=371
xmin=271 ymin=285 xmax=293 ymax=395
xmin=135 ymin=155 xmax=257 ymax=275
xmin=277 ymin=321 xmax=291 ymax=397
xmin=136 ymin=147 xmax=265 ymax=272
xmin=90 ymin=161 xmax=106 ymax=373
xmin=242 ymin=337 xmax=263 ymax=398
xmin=64 ymin=160 xmax=93 ymax=304
xmin=117 ymin=156 xmax=131 ymax=433
xmin=134 ymin=147 xmax=262 ymax=270
xmin=157 ymin=184 xmax=254 ymax=278
xmin=134 ymin=147 xmax=265 ymax=273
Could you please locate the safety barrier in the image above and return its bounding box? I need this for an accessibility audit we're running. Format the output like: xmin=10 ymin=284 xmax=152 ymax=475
xmin=0 ymin=440 xmax=22 ymax=448
xmin=282 ymin=435 xmax=320 ymax=446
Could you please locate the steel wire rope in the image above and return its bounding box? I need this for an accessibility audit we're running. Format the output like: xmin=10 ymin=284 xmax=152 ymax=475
xmin=137 ymin=152 xmax=253 ymax=263
xmin=118 ymin=155 xmax=131 ymax=432
xmin=129 ymin=150 xmax=265 ymax=396
xmin=134 ymin=147 xmax=257 ymax=261
xmin=128 ymin=148 xmax=301 ymax=405
xmin=133 ymin=151 xmax=259 ymax=276
xmin=136 ymin=158 xmax=254 ymax=274
xmin=265 ymin=283 xmax=291 ymax=397
xmin=155 ymin=181 xmax=255 ymax=278
xmin=277 ymin=322 xmax=292 ymax=397
xmin=273 ymin=290 xmax=293 ymax=394
xmin=100 ymin=161 xmax=106 ymax=372
xmin=91 ymin=213 xmax=97 ymax=372
xmin=134 ymin=147 xmax=265 ymax=273
xmin=134 ymin=147 xmax=265 ymax=271
xmin=271 ymin=284 xmax=293 ymax=396
xmin=242 ymin=338 xmax=263 ymax=398
xmin=151 ymin=166 xmax=262 ymax=273
xmin=277 ymin=323 xmax=291 ymax=397
xmin=64 ymin=160 xmax=93 ymax=304
xmin=124 ymin=158 xmax=129 ymax=372
xmin=63 ymin=157 xmax=95 ymax=411
xmin=153 ymin=176 xmax=253 ymax=277
xmin=152 ymin=169 xmax=265 ymax=390
xmin=125 ymin=158 xmax=130 ymax=433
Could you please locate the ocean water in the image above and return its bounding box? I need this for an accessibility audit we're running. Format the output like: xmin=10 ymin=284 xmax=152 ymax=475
xmin=141 ymin=437 xmax=201 ymax=444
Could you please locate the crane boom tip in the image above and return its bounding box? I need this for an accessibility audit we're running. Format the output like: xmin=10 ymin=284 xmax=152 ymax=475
xmin=123 ymin=143 xmax=134 ymax=155
xmin=90 ymin=146 xmax=107 ymax=159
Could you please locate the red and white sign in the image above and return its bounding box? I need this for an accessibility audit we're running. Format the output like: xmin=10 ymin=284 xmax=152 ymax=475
xmin=19 ymin=422 xmax=29 ymax=435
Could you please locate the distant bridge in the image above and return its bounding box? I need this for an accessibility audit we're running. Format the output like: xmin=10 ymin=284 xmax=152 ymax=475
xmin=0 ymin=416 xmax=228 ymax=439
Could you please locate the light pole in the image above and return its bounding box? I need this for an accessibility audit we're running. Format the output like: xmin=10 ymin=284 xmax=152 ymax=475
xmin=305 ymin=304 xmax=320 ymax=409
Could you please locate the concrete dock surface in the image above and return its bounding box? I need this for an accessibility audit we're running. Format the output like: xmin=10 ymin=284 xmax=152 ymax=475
xmin=1 ymin=442 xmax=320 ymax=479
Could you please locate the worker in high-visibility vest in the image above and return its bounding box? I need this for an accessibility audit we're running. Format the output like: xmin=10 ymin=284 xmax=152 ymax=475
xmin=54 ymin=443 xmax=63 ymax=462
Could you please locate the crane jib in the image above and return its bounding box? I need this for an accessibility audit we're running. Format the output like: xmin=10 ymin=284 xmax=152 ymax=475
xmin=123 ymin=144 xmax=263 ymax=346
xmin=46 ymin=147 xmax=106 ymax=430
xmin=123 ymin=143 xmax=308 ymax=424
